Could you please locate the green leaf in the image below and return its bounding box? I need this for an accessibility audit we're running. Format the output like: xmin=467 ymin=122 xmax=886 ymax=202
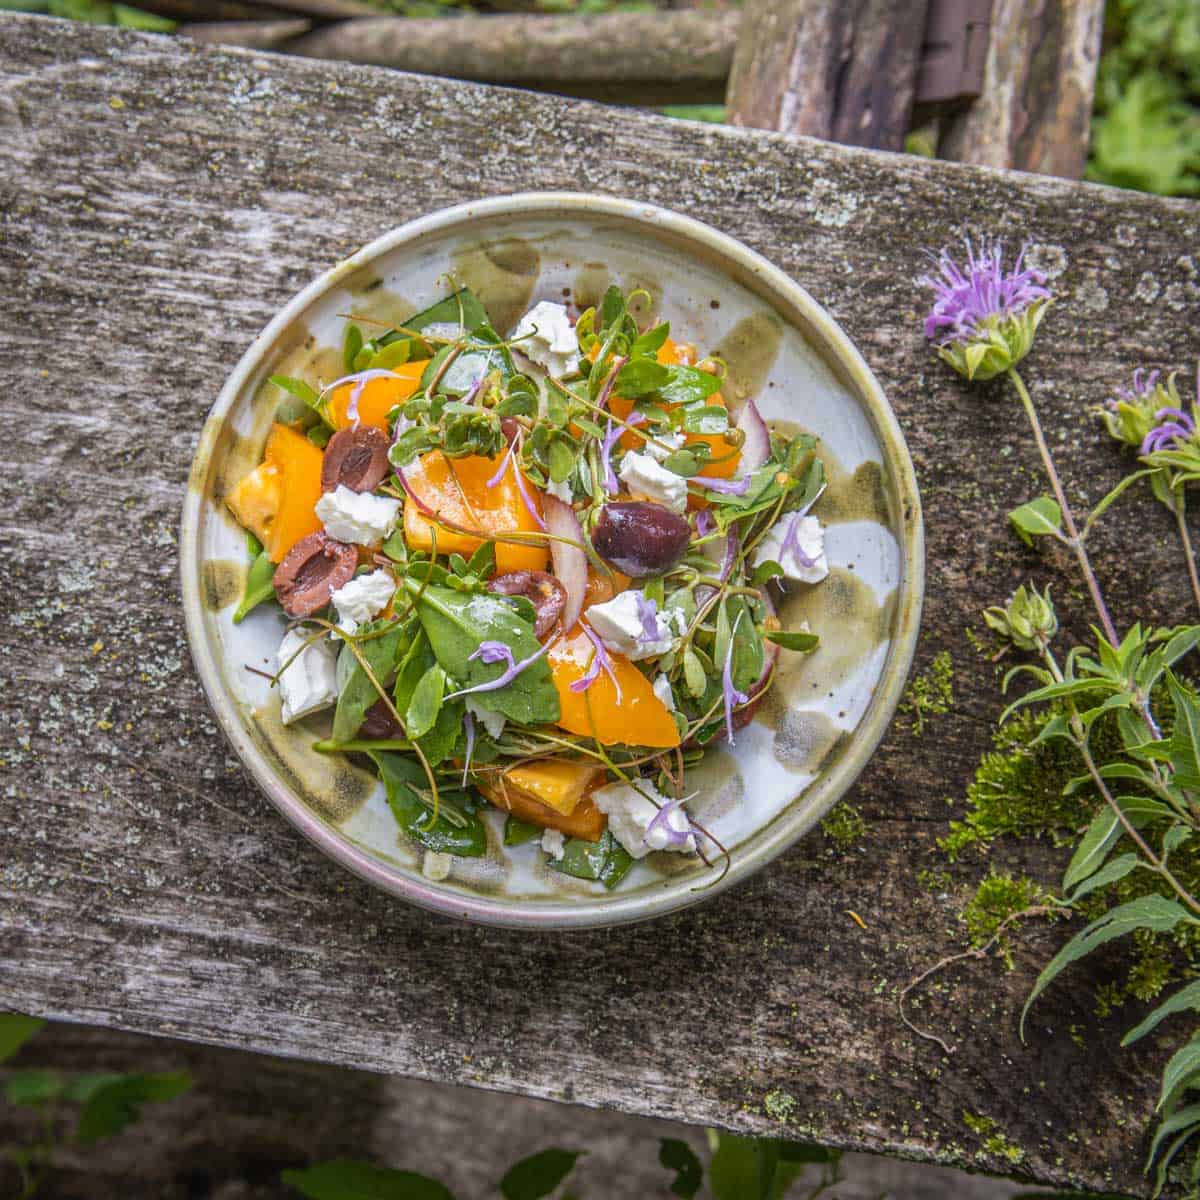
xmin=1062 ymin=797 xmax=1169 ymax=891
xmin=1168 ymin=672 xmax=1200 ymax=792
xmin=500 ymin=1148 xmax=582 ymax=1200
xmin=1147 ymin=1105 xmax=1200 ymax=1177
xmin=659 ymin=366 xmax=723 ymax=406
xmin=1085 ymin=468 xmax=1157 ymax=531
xmin=1160 ymin=1035 xmax=1200 ymax=1111
xmin=405 ymin=288 xmax=489 ymax=338
xmin=503 ymin=816 xmax=542 ymax=846
xmin=1069 ymin=853 xmax=1140 ymax=902
xmin=342 ymin=323 xmax=364 ymax=373
xmin=370 ymin=751 xmax=486 ymax=857
xmin=405 ymin=666 xmax=445 ymax=740
xmin=614 ymin=359 xmax=670 ymax=397
xmin=1125 ymin=980 xmax=1200 ymax=1046
xmin=750 ymin=561 xmax=784 ymax=586
xmin=282 ymin=1159 xmax=455 ymax=1200
xmin=659 ymin=1138 xmax=702 ymax=1198
xmin=549 ymin=831 xmax=634 ymax=890
xmin=777 ymin=1140 xmax=839 ymax=1164
xmin=269 ymin=374 xmax=330 ymax=426
xmin=0 ymin=1013 xmax=45 ymax=1062
xmin=233 ymin=549 xmax=276 ymax=624
xmin=368 ymin=339 xmax=412 ymax=372
xmin=1022 ymin=896 xmax=1197 ymax=1038
xmin=632 ymin=323 xmax=670 ymax=358
xmin=404 ymin=583 xmax=559 ymax=725
xmin=765 ymin=630 xmax=819 ymax=652
xmin=75 ymin=1072 xmax=193 ymax=1144
xmin=332 ymin=621 xmax=407 ymax=743
xmin=709 ymin=1133 xmax=779 ymax=1200
xmin=680 ymin=405 xmax=729 ymax=435
xmin=1008 ymin=496 xmax=1063 ymax=545
xmin=5 ymin=1069 xmax=62 ymax=1106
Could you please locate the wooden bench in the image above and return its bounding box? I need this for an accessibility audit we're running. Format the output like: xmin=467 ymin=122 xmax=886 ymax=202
xmin=1 ymin=13 xmax=1197 ymax=1195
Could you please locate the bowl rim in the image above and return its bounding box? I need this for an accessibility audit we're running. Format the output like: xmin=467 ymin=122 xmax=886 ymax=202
xmin=180 ymin=190 xmax=925 ymax=928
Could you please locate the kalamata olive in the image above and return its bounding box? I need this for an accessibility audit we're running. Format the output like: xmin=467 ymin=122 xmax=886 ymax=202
xmin=359 ymin=697 xmax=404 ymax=740
xmin=592 ymin=502 xmax=691 ymax=578
xmin=273 ymin=532 xmax=357 ymax=618
xmin=487 ymin=570 xmax=567 ymax=639
xmin=500 ymin=417 xmax=522 ymax=445
xmin=320 ymin=425 xmax=391 ymax=494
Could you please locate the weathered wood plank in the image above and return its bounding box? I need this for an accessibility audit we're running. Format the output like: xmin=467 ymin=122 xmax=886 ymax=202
xmin=0 ymin=1023 xmax=1026 ymax=1198
xmin=0 ymin=14 xmax=1197 ymax=1195
xmin=726 ymin=0 xmax=928 ymax=151
xmin=939 ymin=0 xmax=1106 ymax=177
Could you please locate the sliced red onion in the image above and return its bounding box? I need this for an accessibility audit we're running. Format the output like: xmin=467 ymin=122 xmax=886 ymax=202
xmin=394 ymin=466 xmax=438 ymax=519
xmin=735 ymin=398 xmax=771 ymax=472
xmin=543 ymin=493 xmax=587 ymax=632
xmin=691 ymin=474 xmax=751 ymax=496
xmin=322 ymin=369 xmax=407 ymax=426
xmin=721 ymin=611 xmax=750 ymax=746
xmin=513 ymin=462 xmax=548 ymax=531
xmin=486 ymin=441 xmax=516 ymax=488
xmin=595 ymin=355 xmax=627 ymax=412
xmin=444 ymin=639 xmax=550 ymax=701
xmin=461 ymin=710 xmax=476 ymax=787
xmin=720 ymin=525 xmax=740 ymax=583
xmin=695 ymin=510 xmax=715 ymax=537
xmin=570 ymin=623 xmax=622 ymax=702
xmin=600 ymin=410 xmax=645 ymax=494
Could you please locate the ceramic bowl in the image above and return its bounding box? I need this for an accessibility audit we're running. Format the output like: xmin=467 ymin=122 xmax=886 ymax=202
xmin=180 ymin=192 xmax=924 ymax=928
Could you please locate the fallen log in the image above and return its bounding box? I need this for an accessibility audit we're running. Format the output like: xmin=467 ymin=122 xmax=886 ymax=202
xmin=280 ymin=10 xmax=738 ymax=100
xmin=182 ymin=17 xmax=312 ymax=48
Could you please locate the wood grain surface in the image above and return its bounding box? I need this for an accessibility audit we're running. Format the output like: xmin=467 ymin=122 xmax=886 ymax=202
xmin=1 ymin=14 xmax=1198 ymax=1195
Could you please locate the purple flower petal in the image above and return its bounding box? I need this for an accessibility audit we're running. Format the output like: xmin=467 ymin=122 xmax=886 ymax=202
xmin=486 ymin=441 xmax=516 ymax=488
xmin=695 ymin=510 xmax=715 ymax=537
xmin=444 ymin=639 xmax=550 ymax=701
xmin=644 ymin=791 xmax=699 ymax=851
xmin=920 ymin=239 xmax=1049 ymax=348
xmin=692 ymin=474 xmax=751 ymax=495
xmin=570 ymin=624 xmax=622 ymax=702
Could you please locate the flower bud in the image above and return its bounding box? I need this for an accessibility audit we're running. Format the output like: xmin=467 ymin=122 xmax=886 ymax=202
xmin=983 ymin=584 xmax=1058 ymax=652
xmin=937 ymin=301 xmax=1050 ymax=382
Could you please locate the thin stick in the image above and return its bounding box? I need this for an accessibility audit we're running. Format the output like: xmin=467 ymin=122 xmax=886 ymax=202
xmin=1173 ymin=487 xmax=1200 ymax=619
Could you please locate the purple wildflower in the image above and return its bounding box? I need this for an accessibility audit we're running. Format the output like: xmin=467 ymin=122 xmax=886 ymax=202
xmin=486 ymin=436 xmax=548 ymax=531
xmin=486 ymin=439 xmax=516 ymax=488
xmin=921 ymin=240 xmax=1049 ymax=346
xmin=570 ymin=624 xmax=622 ymax=702
xmin=444 ymin=638 xmax=550 ymax=701
xmin=1142 ymin=407 xmax=1197 ymax=455
xmin=695 ymin=510 xmax=715 ymax=537
xmin=643 ymin=791 xmax=700 ymax=852
xmin=722 ymin=612 xmax=749 ymax=746
xmin=600 ymin=412 xmax=645 ymax=494
xmin=1113 ymin=368 xmax=1162 ymax=407
xmin=635 ymin=594 xmax=664 ymax=642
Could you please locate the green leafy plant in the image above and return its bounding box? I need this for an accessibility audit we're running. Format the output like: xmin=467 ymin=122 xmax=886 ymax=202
xmin=918 ymin=240 xmax=1200 ymax=1194
xmin=0 ymin=1013 xmax=192 ymax=1198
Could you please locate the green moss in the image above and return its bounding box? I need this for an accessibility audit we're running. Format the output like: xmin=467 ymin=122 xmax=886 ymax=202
xmin=900 ymin=650 xmax=954 ymax=735
xmin=938 ymin=705 xmax=1099 ymax=860
xmin=961 ymin=868 xmax=1053 ymax=969
xmin=916 ymin=867 xmax=953 ymax=893
xmin=962 ymin=1112 xmax=1026 ymax=1165
xmin=821 ymin=802 xmax=866 ymax=847
xmin=764 ymin=1089 xmax=797 ymax=1122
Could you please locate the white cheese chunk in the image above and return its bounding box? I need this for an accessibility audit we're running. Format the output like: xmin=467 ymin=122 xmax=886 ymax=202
xmin=751 ymin=514 xmax=829 ymax=584
xmin=653 ymin=673 xmax=676 ymax=710
xmin=618 ymin=451 xmax=688 ymax=513
xmin=465 ymin=697 xmax=506 ymax=740
xmin=315 ymin=484 xmax=401 ymax=546
xmin=592 ymin=778 xmax=696 ymax=858
xmin=545 ymin=475 xmax=574 ymax=504
xmin=584 ymin=590 xmax=683 ymax=662
xmin=331 ymin=569 xmax=395 ymax=634
xmin=512 ymin=301 xmax=579 ymax=378
xmin=541 ymin=828 xmax=566 ymax=861
xmin=645 ymin=430 xmax=685 ymax=463
xmin=276 ymin=628 xmax=339 ymax=725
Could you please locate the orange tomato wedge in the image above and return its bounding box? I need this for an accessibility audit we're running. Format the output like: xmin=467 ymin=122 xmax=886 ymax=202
xmin=225 ymin=422 xmax=325 ymax=562
xmin=402 ymin=450 xmax=548 ymax=574
xmin=329 ymin=360 xmax=429 ymax=430
xmin=548 ymin=626 xmax=680 ymax=748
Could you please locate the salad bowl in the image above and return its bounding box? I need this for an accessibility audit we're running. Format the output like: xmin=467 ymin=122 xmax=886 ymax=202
xmin=180 ymin=192 xmax=923 ymax=928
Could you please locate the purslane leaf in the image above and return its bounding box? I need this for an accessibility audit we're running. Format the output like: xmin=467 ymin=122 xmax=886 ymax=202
xmin=281 ymin=1159 xmax=455 ymax=1200
xmin=659 ymin=1138 xmax=703 ymax=1198
xmin=499 ymin=1148 xmax=582 ymax=1200
xmin=75 ymin=1072 xmax=193 ymax=1144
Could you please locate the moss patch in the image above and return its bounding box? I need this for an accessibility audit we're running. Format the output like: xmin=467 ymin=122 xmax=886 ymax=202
xmin=821 ymin=802 xmax=866 ymax=847
xmin=900 ymin=649 xmax=954 ymax=735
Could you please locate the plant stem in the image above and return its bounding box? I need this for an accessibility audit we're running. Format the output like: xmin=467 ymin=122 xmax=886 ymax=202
xmin=1172 ymin=486 xmax=1200 ymax=619
xmin=1008 ymin=368 xmax=1119 ymax=646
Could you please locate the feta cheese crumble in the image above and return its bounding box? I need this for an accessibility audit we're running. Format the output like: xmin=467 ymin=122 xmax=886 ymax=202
xmin=422 ymin=850 xmax=453 ymax=881
xmin=618 ymin=451 xmax=688 ymax=513
xmin=645 ymin=430 xmax=685 ymax=463
xmin=315 ymin=484 xmax=401 ymax=545
xmin=540 ymin=828 xmax=566 ymax=860
xmin=276 ymin=628 xmax=339 ymax=725
xmin=584 ymin=590 xmax=684 ymax=661
xmin=331 ymin=569 xmax=395 ymax=634
xmin=653 ymin=673 xmax=676 ymax=710
xmin=545 ymin=475 xmax=574 ymax=504
xmin=592 ymin=778 xmax=696 ymax=858
xmin=751 ymin=513 xmax=829 ymax=584
xmin=512 ymin=301 xmax=579 ymax=378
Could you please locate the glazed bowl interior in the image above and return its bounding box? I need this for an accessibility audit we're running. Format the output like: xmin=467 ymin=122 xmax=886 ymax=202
xmin=181 ymin=192 xmax=924 ymax=928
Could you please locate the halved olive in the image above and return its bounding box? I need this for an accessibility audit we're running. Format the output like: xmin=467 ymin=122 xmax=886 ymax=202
xmin=592 ymin=501 xmax=691 ymax=578
xmin=273 ymin=531 xmax=357 ymax=618
xmin=487 ymin=570 xmax=567 ymax=639
xmin=359 ymin=697 xmax=404 ymax=740
xmin=320 ymin=425 xmax=391 ymax=494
